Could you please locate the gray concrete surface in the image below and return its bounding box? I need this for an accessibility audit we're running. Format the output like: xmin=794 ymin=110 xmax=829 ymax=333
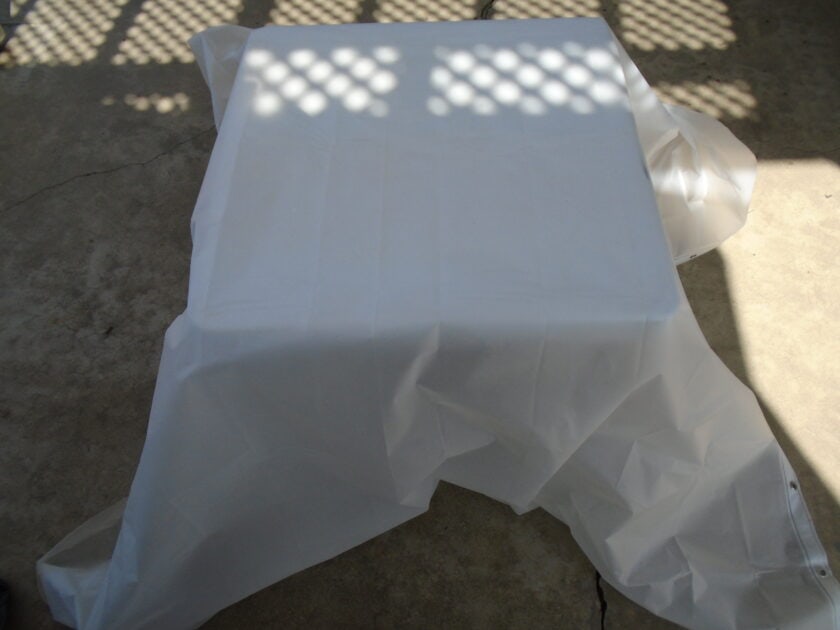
xmin=1 ymin=0 xmax=837 ymax=628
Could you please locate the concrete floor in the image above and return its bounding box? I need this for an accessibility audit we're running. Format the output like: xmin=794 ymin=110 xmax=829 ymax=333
xmin=1 ymin=0 xmax=838 ymax=628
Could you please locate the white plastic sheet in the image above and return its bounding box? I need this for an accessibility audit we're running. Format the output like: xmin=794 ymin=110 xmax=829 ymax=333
xmin=38 ymin=19 xmax=839 ymax=629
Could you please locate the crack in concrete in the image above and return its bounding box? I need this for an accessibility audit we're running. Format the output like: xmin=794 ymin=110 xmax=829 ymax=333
xmin=595 ymin=571 xmax=608 ymax=630
xmin=3 ymin=125 xmax=216 ymax=212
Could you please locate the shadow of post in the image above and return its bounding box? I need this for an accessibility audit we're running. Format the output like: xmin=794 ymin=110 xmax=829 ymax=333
xmin=680 ymin=250 xmax=838 ymax=571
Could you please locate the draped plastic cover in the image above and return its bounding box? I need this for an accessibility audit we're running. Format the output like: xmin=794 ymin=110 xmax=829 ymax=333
xmin=38 ymin=19 xmax=839 ymax=629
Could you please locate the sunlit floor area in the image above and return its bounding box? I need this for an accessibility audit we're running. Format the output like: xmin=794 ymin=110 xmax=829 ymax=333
xmin=1 ymin=0 xmax=838 ymax=628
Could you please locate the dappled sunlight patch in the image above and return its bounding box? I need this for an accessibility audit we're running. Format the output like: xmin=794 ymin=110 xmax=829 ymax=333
xmin=491 ymin=0 xmax=601 ymax=20
xmin=619 ymin=0 xmax=736 ymax=51
xmin=268 ymin=0 xmax=360 ymax=25
xmin=427 ymin=43 xmax=624 ymax=117
xmin=245 ymin=45 xmax=400 ymax=117
xmin=372 ymin=0 xmax=474 ymax=23
xmin=101 ymin=92 xmax=191 ymax=114
xmin=0 ymin=0 xmax=127 ymax=67
xmin=0 ymin=0 xmax=752 ymax=129
xmin=657 ymin=80 xmax=757 ymax=120
xmin=111 ymin=0 xmax=243 ymax=65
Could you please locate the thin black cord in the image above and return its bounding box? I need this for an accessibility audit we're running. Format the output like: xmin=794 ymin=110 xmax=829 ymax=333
xmin=476 ymin=0 xmax=496 ymax=20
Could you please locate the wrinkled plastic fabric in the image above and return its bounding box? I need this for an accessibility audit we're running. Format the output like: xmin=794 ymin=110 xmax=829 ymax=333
xmin=614 ymin=42 xmax=757 ymax=264
xmin=38 ymin=19 xmax=838 ymax=630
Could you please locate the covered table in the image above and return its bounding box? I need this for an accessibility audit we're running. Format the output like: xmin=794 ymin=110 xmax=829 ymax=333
xmin=38 ymin=18 xmax=839 ymax=630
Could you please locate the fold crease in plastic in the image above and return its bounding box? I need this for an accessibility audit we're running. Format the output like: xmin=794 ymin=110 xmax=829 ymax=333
xmin=38 ymin=19 xmax=839 ymax=630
